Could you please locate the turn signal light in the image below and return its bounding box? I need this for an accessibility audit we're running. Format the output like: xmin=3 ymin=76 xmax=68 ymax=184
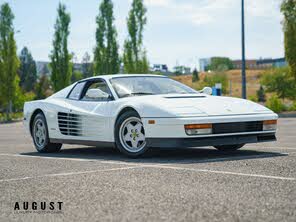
xmin=184 ymin=124 xmax=212 ymax=130
xmin=263 ymin=119 xmax=277 ymax=131
xmin=184 ymin=124 xmax=212 ymax=135
xmin=263 ymin=120 xmax=277 ymax=125
xmin=148 ymin=120 xmax=155 ymax=124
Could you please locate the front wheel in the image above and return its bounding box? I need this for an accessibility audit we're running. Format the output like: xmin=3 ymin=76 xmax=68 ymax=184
xmin=32 ymin=113 xmax=62 ymax=153
xmin=115 ymin=111 xmax=148 ymax=157
xmin=214 ymin=144 xmax=245 ymax=152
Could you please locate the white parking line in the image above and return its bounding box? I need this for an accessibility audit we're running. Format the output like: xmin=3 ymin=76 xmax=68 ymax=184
xmin=0 ymin=152 xmax=295 ymax=182
xmin=99 ymin=153 xmax=289 ymax=165
xmin=0 ymin=153 xmax=97 ymax=162
xmin=0 ymin=166 xmax=142 ymax=182
xmin=100 ymin=160 xmax=296 ymax=181
xmin=144 ymin=165 xmax=296 ymax=181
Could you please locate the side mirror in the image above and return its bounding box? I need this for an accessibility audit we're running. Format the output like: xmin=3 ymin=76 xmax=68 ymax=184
xmin=85 ymin=88 xmax=110 ymax=99
xmin=200 ymin=87 xmax=212 ymax=95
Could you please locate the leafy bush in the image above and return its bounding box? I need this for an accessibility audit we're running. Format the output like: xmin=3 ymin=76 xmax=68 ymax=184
xmin=14 ymin=90 xmax=35 ymax=111
xmin=11 ymin=112 xmax=23 ymax=120
xmin=261 ymin=67 xmax=296 ymax=100
xmin=0 ymin=112 xmax=23 ymax=122
xmin=248 ymin=95 xmax=258 ymax=102
xmin=266 ymin=95 xmax=285 ymax=113
xmin=202 ymin=72 xmax=228 ymax=94
xmin=289 ymin=101 xmax=296 ymax=111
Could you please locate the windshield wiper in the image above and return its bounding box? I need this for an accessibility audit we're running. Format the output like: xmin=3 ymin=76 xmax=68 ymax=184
xmin=131 ymin=92 xmax=154 ymax=95
xmin=121 ymin=92 xmax=154 ymax=98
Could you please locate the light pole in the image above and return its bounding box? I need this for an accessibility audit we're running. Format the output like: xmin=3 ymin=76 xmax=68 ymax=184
xmin=241 ymin=0 xmax=247 ymax=99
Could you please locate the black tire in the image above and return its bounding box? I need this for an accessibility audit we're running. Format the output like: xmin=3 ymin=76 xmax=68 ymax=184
xmin=214 ymin=144 xmax=245 ymax=152
xmin=32 ymin=113 xmax=62 ymax=153
xmin=114 ymin=110 xmax=148 ymax=157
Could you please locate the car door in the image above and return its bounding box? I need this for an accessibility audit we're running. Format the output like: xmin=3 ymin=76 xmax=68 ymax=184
xmin=59 ymin=79 xmax=114 ymax=142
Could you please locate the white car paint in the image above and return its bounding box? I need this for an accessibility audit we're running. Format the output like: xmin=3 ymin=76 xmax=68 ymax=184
xmin=23 ymin=74 xmax=277 ymax=144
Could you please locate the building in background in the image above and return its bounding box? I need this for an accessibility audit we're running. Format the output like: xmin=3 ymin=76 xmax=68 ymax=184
xmin=257 ymin=57 xmax=287 ymax=68
xmin=173 ymin=66 xmax=191 ymax=75
xmin=232 ymin=57 xmax=287 ymax=70
xmin=152 ymin=64 xmax=168 ymax=73
xmin=273 ymin=58 xmax=287 ymax=68
xmin=199 ymin=58 xmax=211 ymax=72
xmin=232 ymin=59 xmax=258 ymax=69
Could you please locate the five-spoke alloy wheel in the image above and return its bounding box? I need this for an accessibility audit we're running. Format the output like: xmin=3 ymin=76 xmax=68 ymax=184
xmin=32 ymin=113 xmax=62 ymax=153
xmin=33 ymin=118 xmax=47 ymax=148
xmin=115 ymin=111 xmax=148 ymax=157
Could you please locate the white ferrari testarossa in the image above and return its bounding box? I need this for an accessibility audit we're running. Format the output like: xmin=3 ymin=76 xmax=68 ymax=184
xmin=24 ymin=74 xmax=278 ymax=157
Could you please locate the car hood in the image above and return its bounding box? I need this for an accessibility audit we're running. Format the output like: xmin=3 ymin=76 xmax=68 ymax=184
xmin=123 ymin=94 xmax=273 ymax=117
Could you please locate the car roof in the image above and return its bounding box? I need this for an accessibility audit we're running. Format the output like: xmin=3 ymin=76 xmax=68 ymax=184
xmin=81 ymin=74 xmax=168 ymax=82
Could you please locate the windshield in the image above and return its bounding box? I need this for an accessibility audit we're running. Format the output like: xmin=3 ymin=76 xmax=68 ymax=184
xmin=110 ymin=76 xmax=197 ymax=98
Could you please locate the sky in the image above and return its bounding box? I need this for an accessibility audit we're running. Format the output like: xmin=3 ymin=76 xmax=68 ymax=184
xmin=4 ymin=0 xmax=284 ymax=69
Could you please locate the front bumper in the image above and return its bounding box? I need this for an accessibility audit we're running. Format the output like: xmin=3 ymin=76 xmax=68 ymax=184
xmin=142 ymin=113 xmax=278 ymax=138
xmin=146 ymin=133 xmax=276 ymax=148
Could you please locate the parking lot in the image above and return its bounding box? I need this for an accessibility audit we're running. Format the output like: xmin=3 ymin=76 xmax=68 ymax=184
xmin=0 ymin=118 xmax=295 ymax=221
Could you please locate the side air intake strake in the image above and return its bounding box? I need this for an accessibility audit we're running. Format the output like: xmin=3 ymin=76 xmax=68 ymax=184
xmin=58 ymin=112 xmax=82 ymax=136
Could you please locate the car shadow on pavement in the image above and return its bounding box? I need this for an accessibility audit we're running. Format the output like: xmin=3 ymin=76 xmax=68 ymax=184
xmin=20 ymin=146 xmax=287 ymax=165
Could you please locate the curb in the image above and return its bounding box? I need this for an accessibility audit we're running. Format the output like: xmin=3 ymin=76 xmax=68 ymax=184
xmin=0 ymin=119 xmax=23 ymax=124
xmin=278 ymin=112 xmax=296 ymax=118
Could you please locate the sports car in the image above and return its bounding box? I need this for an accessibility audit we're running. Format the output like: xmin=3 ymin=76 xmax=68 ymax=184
xmin=23 ymin=74 xmax=278 ymax=157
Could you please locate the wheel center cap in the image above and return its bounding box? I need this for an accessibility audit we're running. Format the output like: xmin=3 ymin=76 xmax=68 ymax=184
xmin=132 ymin=132 xmax=138 ymax=140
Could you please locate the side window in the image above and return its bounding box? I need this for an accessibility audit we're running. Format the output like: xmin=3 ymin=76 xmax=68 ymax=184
xmin=68 ymin=82 xmax=85 ymax=100
xmin=82 ymin=80 xmax=112 ymax=101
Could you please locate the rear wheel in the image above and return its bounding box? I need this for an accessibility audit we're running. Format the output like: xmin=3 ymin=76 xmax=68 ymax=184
xmin=32 ymin=113 xmax=62 ymax=153
xmin=214 ymin=144 xmax=245 ymax=152
xmin=115 ymin=111 xmax=148 ymax=157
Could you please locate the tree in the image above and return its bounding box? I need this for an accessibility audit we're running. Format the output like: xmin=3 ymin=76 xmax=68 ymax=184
xmin=192 ymin=68 xmax=199 ymax=82
xmin=0 ymin=3 xmax=20 ymax=120
xmin=261 ymin=67 xmax=295 ymax=100
xmin=123 ymin=0 xmax=149 ymax=73
xmin=81 ymin=52 xmax=92 ymax=78
xmin=18 ymin=47 xmax=37 ymax=92
xmin=207 ymin=57 xmax=233 ymax=71
xmin=35 ymin=75 xmax=51 ymax=100
xmin=94 ymin=0 xmax=119 ymax=75
xmin=50 ymin=3 xmax=72 ymax=92
xmin=281 ymin=0 xmax=296 ymax=81
xmin=256 ymin=85 xmax=266 ymax=102
xmin=71 ymin=71 xmax=83 ymax=83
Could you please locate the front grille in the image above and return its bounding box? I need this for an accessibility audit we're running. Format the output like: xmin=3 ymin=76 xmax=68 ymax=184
xmin=213 ymin=121 xmax=263 ymax=134
xmin=58 ymin=112 xmax=82 ymax=136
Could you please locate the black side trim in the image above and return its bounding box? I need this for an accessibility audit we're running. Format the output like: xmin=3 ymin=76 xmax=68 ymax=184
xmin=50 ymin=138 xmax=115 ymax=148
xmin=146 ymin=133 xmax=276 ymax=148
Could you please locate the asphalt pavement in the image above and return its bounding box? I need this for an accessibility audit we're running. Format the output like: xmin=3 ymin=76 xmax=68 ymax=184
xmin=0 ymin=118 xmax=295 ymax=222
